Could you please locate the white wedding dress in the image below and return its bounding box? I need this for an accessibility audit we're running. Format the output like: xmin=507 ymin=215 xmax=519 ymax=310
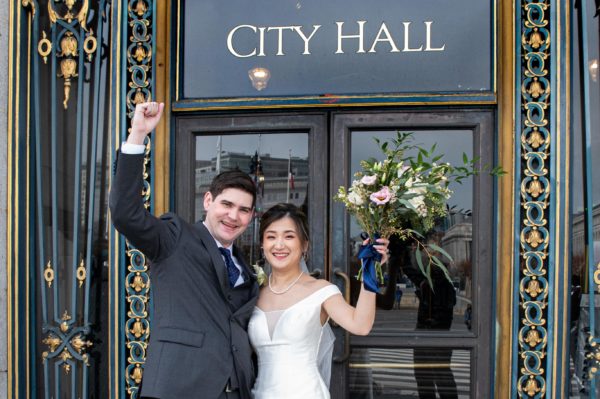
xmin=248 ymin=284 xmax=341 ymax=399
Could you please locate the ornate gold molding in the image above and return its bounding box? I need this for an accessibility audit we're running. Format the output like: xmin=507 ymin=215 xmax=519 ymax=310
xmin=124 ymin=1 xmax=154 ymax=397
xmin=517 ymin=1 xmax=551 ymax=397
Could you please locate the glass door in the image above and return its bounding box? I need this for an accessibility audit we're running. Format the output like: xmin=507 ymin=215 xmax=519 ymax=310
xmin=329 ymin=111 xmax=495 ymax=398
xmin=174 ymin=113 xmax=328 ymax=271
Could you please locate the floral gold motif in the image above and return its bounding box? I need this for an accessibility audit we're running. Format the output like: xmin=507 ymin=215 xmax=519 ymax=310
xmin=526 ymin=129 xmax=546 ymax=149
xmin=71 ymin=334 xmax=93 ymax=354
xmin=133 ymin=89 xmax=147 ymax=105
xmin=38 ymin=31 xmax=52 ymax=64
xmin=526 ymin=178 xmax=544 ymax=198
xmin=134 ymin=44 xmax=147 ymax=62
xmin=527 ymin=78 xmax=545 ymax=99
xmin=42 ymin=334 xmax=62 ymax=353
xmin=60 ymin=310 xmax=72 ymax=333
xmin=60 ymin=348 xmax=73 ymax=374
xmin=525 ymin=328 xmax=543 ymax=346
xmin=525 ymin=228 xmax=545 ymax=248
xmin=132 ymin=365 xmax=143 ymax=384
xmin=528 ymin=29 xmax=544 ymax=49
xmin=131 ymin=274 xmax=146 ymax=292
xmin=131 ymin=320 xmax=146 ymax=338
xmin=525 ymin=279 xmax=544 ymax=298
xmin=60 ymin=32 xmax=78 ymax=57
xmin=44 ymin=260 xmax=54 ymax=287
xmin=523 ymin=377 xmax=541 ymax=396
xmin=133 ymin=0 xmax=148 ymax=17
xmin=594 ymin=262 xmax=600 ymax=287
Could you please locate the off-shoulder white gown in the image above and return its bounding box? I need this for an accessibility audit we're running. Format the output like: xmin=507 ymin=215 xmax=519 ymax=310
xmin=248 ymin=285 xmax=341 ymax=399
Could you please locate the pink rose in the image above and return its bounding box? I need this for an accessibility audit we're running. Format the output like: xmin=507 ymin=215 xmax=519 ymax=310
xmin=361 ymin=175 xmax=377 ymax=185
xmin=370 ymin=186 xmax=392 ymax=205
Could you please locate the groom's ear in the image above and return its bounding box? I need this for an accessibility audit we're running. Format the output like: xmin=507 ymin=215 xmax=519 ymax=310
xmin=203 ymin=191 xmax=213 ymax=211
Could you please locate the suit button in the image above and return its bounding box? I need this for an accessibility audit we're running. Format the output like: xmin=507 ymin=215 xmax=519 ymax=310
xmin=227 ymin=294 xmax=233 ymax=300
xmin=231 ymin=345 xmax=237 ymax=352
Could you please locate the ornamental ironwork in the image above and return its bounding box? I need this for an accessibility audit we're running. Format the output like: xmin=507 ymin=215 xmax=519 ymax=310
xmin=517 ymin=1 xmax=551 ymax=397
xmin=124 ymin=1 xmax=154 ymax=397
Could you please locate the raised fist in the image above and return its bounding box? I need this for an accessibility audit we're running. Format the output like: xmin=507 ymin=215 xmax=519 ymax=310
xmin=129 ymin=102 xmax=165 ymax=141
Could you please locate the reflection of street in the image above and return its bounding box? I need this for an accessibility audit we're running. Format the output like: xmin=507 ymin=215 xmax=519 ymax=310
xmin=349 ymin=348 xmax=470 ymax=398
xmin=369 ymin=288 xmax=471 ymax=334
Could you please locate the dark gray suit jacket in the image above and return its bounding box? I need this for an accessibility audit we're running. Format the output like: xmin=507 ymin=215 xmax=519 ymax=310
xmin=109 ymin=152 xmax=259 ymax=399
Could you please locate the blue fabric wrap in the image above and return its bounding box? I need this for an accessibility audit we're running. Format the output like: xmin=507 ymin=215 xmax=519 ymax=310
xmin=357 ymin=238 xmax=382 ymax=293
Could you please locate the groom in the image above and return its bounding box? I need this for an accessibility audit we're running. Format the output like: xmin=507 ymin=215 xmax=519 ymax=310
xmin=110 ymin=102 xmax=259 ymax=399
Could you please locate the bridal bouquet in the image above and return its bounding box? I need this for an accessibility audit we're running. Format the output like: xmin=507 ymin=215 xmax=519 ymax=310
xmin=336 ymin=131 xmax=503 ymax=291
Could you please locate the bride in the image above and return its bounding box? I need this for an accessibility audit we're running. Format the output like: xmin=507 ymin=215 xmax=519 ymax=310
xmin=248 ymin=203 xmax=389 ymax=399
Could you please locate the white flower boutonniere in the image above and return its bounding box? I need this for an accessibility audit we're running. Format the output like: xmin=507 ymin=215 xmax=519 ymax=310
xmin=252 ymin=264 xmax=267 ymax=287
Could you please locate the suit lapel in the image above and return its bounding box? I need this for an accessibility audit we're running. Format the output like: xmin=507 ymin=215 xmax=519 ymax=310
xmin=193 ymin=221 xmax=230 ymax=294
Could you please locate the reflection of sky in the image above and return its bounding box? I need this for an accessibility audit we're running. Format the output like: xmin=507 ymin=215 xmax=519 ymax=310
xmin=196 ymin=133 xmax=309 ymax=160
xmin=571 ymin=13 xmax=600 ymax=213
xmin=350 ymin=130 xmax=474 ymax=237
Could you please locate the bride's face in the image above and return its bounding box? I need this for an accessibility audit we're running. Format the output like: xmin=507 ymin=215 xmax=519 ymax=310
xmin=262 ymin=216 xmax=307 ymax=271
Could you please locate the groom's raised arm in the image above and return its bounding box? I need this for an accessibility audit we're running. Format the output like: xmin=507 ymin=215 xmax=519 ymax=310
xmin=109 ymin=102 xmax=179 ymax=261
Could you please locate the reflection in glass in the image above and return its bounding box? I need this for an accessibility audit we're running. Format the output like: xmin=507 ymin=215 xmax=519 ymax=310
xmin=195 ymin=133 xmax=309 ymax=264
xmin=570 ymin=1 xmax=600 ymax=396
xmin=348 ymin=130 xmax=474 ymax=334
xmin=349 ymin=348 xmax=470 ymax=398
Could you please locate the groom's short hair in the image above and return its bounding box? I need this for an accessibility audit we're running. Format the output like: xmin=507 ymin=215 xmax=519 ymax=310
xmin=209 ymin=169 xmax=257 ymax=208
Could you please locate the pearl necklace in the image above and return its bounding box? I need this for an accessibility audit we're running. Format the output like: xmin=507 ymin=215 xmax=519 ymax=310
xmin=268 ymin=272 xmax=304 ymax=295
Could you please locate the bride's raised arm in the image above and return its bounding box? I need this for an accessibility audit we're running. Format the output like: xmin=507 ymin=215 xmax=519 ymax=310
xmin=322 ymin=238 xmax=389 ymax=336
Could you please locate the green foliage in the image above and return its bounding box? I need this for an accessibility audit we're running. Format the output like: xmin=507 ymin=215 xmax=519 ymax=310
xmin=336 ymin=131 xmax=504 ymax=285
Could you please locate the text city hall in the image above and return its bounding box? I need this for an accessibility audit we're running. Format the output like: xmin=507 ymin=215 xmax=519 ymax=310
xmin=226 ymin=21 xmax=447 ymax=57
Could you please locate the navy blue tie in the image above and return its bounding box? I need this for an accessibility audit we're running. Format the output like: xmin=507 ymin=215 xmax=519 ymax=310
xmin=219 ymin=247 xmax=241 ymax=287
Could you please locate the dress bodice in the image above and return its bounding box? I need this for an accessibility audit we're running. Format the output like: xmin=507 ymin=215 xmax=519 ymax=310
xmin=248 ymin=284 xmax=341 ymax=399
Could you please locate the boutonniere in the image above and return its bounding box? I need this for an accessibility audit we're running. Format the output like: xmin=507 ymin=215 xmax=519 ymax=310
xmin=252 ymin=263 xmax=267 ymax=287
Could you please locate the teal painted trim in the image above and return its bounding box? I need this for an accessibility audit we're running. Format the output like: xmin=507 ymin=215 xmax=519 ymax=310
xmin=544 ymin=1 xmax=572 ymax=396
xmin=546 ymin=0 xmax=558 ymax=395
xmin=577 ymin=0 xmax=598 ymax=395
xmin=171 ymin=92 xmax=497 ymax=110
xmin=511 ymin=2 xmax=524 ymax=397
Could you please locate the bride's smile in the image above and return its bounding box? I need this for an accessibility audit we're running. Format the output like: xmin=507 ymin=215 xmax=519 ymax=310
xmin=262 ymin=216 xmax=308 ymax=273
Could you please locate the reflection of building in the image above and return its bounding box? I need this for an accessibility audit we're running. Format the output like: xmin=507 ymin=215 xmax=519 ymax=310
xmin=441 ymin=213 xmax=473 ymax=267
xmin=571 ymin=204 xmax=600 ymax=258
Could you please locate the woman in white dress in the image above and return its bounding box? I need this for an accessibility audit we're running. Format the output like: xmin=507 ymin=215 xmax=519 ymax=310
xmin=248 ymin=203 xmax=389 ymax=399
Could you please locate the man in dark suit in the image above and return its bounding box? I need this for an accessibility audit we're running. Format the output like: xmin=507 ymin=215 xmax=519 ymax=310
xmin=110 ymin=102 xmax=259 ymax=399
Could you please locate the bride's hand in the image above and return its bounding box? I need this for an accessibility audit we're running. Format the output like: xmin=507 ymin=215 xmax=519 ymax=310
xmin=363 ymin=237 xmax=390 ymax=264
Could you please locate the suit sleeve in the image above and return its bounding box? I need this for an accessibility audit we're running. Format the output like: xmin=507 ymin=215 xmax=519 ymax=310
xmin=109 ymin=151 xmax=180 ymax=261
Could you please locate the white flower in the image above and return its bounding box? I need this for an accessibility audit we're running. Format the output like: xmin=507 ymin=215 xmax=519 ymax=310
xmin=397 ymin=165 xmax=410 ymax=178
xmin=347 ymin=191 xmax=365 ymax=205
xmin=252 ymin=264 xmax=267 ymax=287
xmin=408 ymin=195 xmax=425 ymax=210
xmin=361 ymin=175 xmax=377 ymax=185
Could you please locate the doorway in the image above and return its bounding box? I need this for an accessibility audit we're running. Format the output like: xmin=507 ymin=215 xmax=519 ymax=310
xmin=174 ymin=109 xmax=495 ymax=398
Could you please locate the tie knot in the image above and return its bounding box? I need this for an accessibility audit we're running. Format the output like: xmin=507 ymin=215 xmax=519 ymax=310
xmin=219 ymin=247 xmax=232 ymax=258
xmin=219 ymin=247 xmax=241 ymax=287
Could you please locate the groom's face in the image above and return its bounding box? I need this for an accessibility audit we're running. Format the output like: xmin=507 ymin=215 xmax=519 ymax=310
xmin=203 ymin=188 xmax=254 ymax=247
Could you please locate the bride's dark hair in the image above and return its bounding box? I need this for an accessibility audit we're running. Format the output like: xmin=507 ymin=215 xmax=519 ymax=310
xmin=259 ymin=203 xmax=310 ymax=250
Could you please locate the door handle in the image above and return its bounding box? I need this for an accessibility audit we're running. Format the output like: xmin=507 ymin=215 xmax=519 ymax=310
xmin=333 ymin=268 xmax=351 ymax=363
xmin=309 ymin=268 xmax=322 ymax=278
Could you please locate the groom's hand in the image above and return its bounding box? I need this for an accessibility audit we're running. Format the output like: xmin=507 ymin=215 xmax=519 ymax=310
xmin=128 ymin=102 xmax=165 ymax=145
